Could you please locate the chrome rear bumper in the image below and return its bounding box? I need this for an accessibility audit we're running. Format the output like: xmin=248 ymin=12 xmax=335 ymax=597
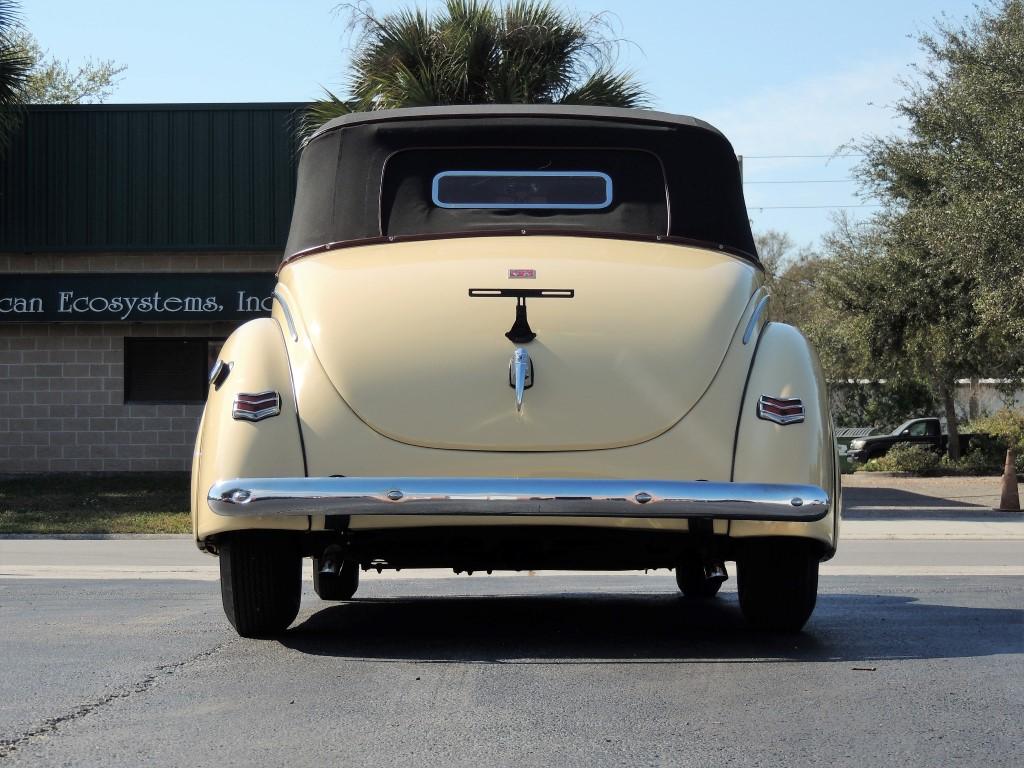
xmin=208 ymin=477 xmax=830 ymax=522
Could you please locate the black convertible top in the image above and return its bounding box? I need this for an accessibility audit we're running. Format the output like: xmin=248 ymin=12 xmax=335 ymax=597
xmin=309 ymin=104 xmax=726 ymax=138
xmin=284 ymin=105 xmax=758 ymax=264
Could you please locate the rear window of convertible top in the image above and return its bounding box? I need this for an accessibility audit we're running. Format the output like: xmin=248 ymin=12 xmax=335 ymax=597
xmin=380 ymin=148 xmax=669 ymax=238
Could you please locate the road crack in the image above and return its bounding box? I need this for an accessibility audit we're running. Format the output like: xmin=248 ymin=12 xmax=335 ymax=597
xmin=0 ymin=639 xmax=237 ymax=760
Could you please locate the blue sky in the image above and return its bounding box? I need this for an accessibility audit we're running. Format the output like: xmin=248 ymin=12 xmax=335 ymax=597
xmin=26 ymin=0 xmax=981 ymax=248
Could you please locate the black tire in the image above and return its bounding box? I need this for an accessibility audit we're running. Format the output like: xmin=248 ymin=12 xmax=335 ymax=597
xmin=675 ymin=561 xmax=724 ymax=599
xmin=219 ymin=535 xmax=302 ymax=638
xmin=737 ymin=542 xmax=819 ymax=632
xmin=312 ymin=558 xmax=360 ymax=601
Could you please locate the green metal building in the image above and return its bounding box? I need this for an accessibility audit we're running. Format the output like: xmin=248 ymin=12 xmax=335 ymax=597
xmin=0 ymin=103 xmax=306 ymax=473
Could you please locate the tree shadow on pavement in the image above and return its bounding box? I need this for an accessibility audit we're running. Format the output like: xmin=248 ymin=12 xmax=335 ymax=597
xmin=280 ymin=587 xmax=1024 ymax=664
xmin=843 ymin=486 xmax=1015 ymax=521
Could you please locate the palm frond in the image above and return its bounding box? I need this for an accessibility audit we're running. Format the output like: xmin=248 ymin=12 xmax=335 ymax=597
xmin=498 ymin=0 xmax=583 ymax=101
xmin=0 ymin=0 xmax=31 ymax=154
xmin=0 ymin=0 xmax=30 ymax=106
xmin=298 ymin=0 xmax=648 ymax=137
xmin=440 ymin=0 xmax=499 ymax=102
xmin=296 ymin=88 xmax=357 ymax=142
xmin=559 ymin=68 xmax=649 ymax=108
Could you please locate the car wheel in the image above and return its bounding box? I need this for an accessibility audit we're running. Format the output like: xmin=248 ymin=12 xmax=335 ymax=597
xmin=737 ymin=542 xmax=819 ymax=632
xmin=313 ymin=558 xmax=360 ymax=601
xmin=675 ymin=561 xmax=725 ymax=599
xmin=219 ymin=534 xmax=302 ymax=638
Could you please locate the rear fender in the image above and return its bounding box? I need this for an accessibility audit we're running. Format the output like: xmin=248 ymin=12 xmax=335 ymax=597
xmin=731 ymin=322 xmax=838 ymax=552
xmin=191 ymin=317 xmax=308 ymax=547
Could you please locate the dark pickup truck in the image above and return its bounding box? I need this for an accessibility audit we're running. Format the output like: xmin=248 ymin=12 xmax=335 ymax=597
xmin=846 ymin=417 xmax=967 ymax=463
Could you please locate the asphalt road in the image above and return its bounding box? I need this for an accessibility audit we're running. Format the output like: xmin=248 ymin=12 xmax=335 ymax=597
xmin=1 ymin=537 xmax=1022 ymax=767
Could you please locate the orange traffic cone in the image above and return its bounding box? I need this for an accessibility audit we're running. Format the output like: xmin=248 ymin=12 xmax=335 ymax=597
xmin=997 ymin=448 xmax=1020 ymax=512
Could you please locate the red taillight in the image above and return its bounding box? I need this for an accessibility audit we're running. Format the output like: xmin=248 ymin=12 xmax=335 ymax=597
xmin=232 ymin=391 xmax=281 ymax=422
xmin=757 ymin=395 xmax=805 ymax=425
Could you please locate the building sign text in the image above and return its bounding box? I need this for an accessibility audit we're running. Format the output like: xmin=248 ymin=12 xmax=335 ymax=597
xmin=0 ymin=274 xmax=277 ymax=323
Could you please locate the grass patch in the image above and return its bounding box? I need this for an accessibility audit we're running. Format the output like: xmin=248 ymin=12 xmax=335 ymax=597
xmin=0 ymin=474 xmax=191 ymax=534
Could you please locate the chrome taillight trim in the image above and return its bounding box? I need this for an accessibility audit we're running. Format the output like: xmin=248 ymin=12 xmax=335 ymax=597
xmin=757 ymin=394 xmax=805 ymax=425
xmin=232 ymin=391 xmax=281 ymax=422
xmin=208 ymin=359 xmax=232 ymax=389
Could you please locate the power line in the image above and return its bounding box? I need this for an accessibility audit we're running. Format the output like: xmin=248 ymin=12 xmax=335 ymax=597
xmin=743 ymin=153 xmax=866 ymax=159
xmin=748 ymin=204 xmax=881 ymax=210
xmin=743 ymin=179 xmax=852 ymax=185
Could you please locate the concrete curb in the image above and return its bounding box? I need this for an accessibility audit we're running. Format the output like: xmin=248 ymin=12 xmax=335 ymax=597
xmin=0 ymin=533 xmax=192 ymax=540
xmin=2 ymin=521 xmax=1022 ymax=541
xmin=3 ymin=518 xmax=1024 ymax=541
xmin=2 ymin=564 xmax=1022 ymax=581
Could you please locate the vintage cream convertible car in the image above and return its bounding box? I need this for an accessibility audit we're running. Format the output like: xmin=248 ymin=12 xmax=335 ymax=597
xmin=192 ymin=105 xmax=840 ymax=637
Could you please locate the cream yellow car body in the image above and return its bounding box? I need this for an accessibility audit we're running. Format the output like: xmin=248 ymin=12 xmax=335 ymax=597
xmin=191 ymin=105 xmax=839 ymax=637
xmin=192 ymin=235 xmax=838 ymax=547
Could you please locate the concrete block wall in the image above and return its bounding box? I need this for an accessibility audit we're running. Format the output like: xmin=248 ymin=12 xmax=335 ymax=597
xmin=0 ymin=251 xmax=280 ymax=473
xmin=0 ymin=321 xmax=238 ymax=472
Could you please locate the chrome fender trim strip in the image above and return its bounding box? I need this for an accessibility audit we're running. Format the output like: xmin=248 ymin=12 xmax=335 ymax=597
xmin=742 ymin=295 xmax=770 ymax=345
xmin=272 ymin=290 xmax=298 ymax=342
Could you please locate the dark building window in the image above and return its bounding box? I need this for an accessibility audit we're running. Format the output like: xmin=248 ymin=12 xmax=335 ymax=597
xmin=124 ymin=338 xmax=224 ymax=403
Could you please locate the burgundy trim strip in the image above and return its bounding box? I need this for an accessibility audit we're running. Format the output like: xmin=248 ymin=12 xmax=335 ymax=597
xmin=278 ymin=230 xmax=760 ymax=274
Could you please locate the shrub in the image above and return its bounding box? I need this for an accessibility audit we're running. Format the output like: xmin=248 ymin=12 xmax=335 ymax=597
xmin=940 ymin=450 xmax=1000 ymax=476
xmin=967 ymin=409 xmax=1024 ymax=474
xmin=863 ymin=444 xmax=941 ymax=474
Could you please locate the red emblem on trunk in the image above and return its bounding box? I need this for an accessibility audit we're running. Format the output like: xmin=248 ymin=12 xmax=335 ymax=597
xmin=508 ymin=269 xmax=536 ymax=279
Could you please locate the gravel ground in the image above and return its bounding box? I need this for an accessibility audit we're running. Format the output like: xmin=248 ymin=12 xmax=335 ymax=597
xmin=843 ymin=473 xmax=1010 ymax=511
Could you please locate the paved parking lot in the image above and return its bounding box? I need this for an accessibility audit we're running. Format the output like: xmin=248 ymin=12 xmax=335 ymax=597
xmin=0 ymin=568 xmax=1021 ymax=768
xmin=0 ymin=478 xmax=1021 ymax=767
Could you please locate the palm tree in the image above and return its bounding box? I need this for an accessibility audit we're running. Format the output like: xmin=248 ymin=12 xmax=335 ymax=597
xmin=0 ymin=0 xmax=31 ymax=152
xmin=301 ymin=0 xmax=648 ymax=137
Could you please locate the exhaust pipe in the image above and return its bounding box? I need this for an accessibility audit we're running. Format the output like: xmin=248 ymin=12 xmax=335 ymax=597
xmin=702 ymin=560 xmax=728 ymax=587
xmin=675 ymin=556 xmax=728 ymax=598
xmin=318 ymin=544 xmax=344 ymax=575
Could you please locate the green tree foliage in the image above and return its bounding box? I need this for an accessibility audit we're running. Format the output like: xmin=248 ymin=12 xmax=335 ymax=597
xmin=817 ymin=213 xmax=1004 ymax=457
xmin=14 ymin=30 xmax=125 ymax=104
xmin=754 ymin=229 xmax=938 ymax=429
xmin=856 ymin=0 xmax=1024 ymax=348
xmin=828 ymin=380 xmax=936 ymax=432
xmin=0 ymin=0 xmax=31 ymax=152
xmin=755 ymin=230 xmax=826 ymax=331
xmin=811 ymin=1 xmax=1024 ymax=455
xmin=971 ymin=408 xmax=1024 ymax=463
xmin=302 ymin=0 xmax=648 ymax=137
